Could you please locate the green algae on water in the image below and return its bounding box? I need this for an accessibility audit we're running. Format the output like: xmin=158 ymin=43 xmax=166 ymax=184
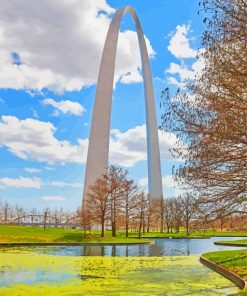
xmin=0 ymin=250 xmax=241 ymax=296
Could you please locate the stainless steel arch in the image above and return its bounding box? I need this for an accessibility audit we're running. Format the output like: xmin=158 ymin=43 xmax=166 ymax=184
xmin=83 ymin=6 xmax=163 ymax=202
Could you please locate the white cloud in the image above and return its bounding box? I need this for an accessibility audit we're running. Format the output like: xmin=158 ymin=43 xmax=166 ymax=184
xmin=41 ymin=195 xmax=65 ymax=202
xmin=168 ymin=24 xmax=197 ymax=59
xmin=166 ymin=76 xmax=183 ymax=88
xmin=42 ymin=98 xmax=86 ymax=116
xmin=166 ymin=62 xmax=194 ymax=80
xmin=166 ymin=24 xmax=205 ymax=88
xmin=46 ymin=181 xmax=82 ymax=189
xmin=166 ymin=54 xmax=205 ymax=88
xmin=24 ymin=168 xmax=42 ymax=174
xmin=0 ymin=177 xmax=41 ymax=188
xmin=0 ymin=116 xmax=87 ymax=164
xmin=0 ymin=1 xmax=155 ymax=91
xmin=44 ymin=166 xmax=54 ymax=171
xmin=191 ymin=55 xmax=205 ymax=76
xmin=0 ymin=174 xmax=81 ymax=190
xmin=162 ymin=175 xmax=177 ymax=188
xmin=139 ymin=175 xmax=177 ymax=188
xmin=109 ymin=125 xmax=177 ymax=167
xmin=0 ymin=116 xmax=176 ymax=167
xmin=120 ymin=70 xmax=143 ymax=84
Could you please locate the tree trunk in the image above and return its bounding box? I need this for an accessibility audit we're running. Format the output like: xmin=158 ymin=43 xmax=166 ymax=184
xmin=138 ymin=212 xmax=143 ymax=239
xmin=147 ymin=197 xmax=151 ymax=233
xmin=160 ymin=217 xmax=164 ymax=233
xmin=220 ymin=216 xmax=224 ymax=231
xmin=125 ymin=198 xmax=129 ymax=238
xmin=111 ymin=196 xmax=117 ymax=237
xmin=44 ymin=213 xmax=47 ymax=231
xmin=186 ymin=220 xmax=189 ymax=236
xmin=101 ymin=215 xmax=105 ymax=237
xmin=142 ymin=213 xmax=145 ymax=234
xmin=160 ymin=198 xmax=164 ymax=233
xmin=166 ymin=222 xmax=170 ymax=234
xmin=125 ymin=222 xmax=129 ymax=238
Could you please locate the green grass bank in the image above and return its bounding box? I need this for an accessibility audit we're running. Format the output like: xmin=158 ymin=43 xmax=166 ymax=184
xmin=0 ymin=225 xmax=151 ymax=244
xmin=215 ymin=239 xmax=247 ymax=247
xmin=0 ymin=225 xmax=246 ymax=244
xmin=203 ymin=249 xmax=247 ymax=281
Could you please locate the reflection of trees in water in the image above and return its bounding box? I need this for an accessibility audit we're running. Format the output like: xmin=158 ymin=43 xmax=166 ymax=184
xmin=82 ymin=246 xmax=104 ymax=256
xmin=111 ymin=246 xmax=116 ymax=257
xmin=150 ymin=240 xmax=165 ymax=256
xmin=80 ymin=245 xmax=131 ymax=257
xmin=125 ymin=246 xmax=129 ymax=257
xmin=64 ymin=238 xmax=229 ymax=257
xmin=186 ymin=240 xmax=190 ymax=256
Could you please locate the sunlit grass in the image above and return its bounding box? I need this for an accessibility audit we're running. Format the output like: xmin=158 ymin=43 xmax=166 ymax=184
xmin=0 ymin=225 xmax=150 ymax=244
xmin=0 ymin=225 xmax=246 ymax=244
xmin=203 ymin=249 xmax=247 ymax=280
xmin=215 ymin=239 xmax=247 ymax=246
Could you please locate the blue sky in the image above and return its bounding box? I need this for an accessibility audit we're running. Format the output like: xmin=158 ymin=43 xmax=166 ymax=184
xmin=0 ymin=0 xmax=204 ymax=210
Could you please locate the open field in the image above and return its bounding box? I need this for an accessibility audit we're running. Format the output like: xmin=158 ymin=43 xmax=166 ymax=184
xmin=138 ymin=229 xmax=247 ymax=239
xmin=0 ymin=225 xmax=151 ymax=244
xmin=215 ymin=240 xmax=247 ymax=247
xmin=0 ymin=249 xmax=240 ymax=296
xmin=0 ymin=225 xmax=247 ymax=244
xmin=203 ymin=249 xmax=247 ymax=281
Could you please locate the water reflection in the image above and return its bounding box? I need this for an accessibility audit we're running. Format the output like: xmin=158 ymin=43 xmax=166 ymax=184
xmin=0 ymin=269 xmax=76 ymax=286
xmin=28 ymin=236 xmax=246 ymax=257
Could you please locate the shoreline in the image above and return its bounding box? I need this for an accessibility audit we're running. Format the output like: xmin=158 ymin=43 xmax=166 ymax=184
xmin=0 ymin=241 xmax=154 ymax=247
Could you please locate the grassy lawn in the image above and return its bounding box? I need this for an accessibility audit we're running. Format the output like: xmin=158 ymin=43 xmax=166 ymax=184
xmin=128 ymin=228 xmax=247 ymax=239
xmin=133 ymin=231 xmax=207 ymax=239
xmin=0 ymin=225 xmax=246 ymax=244
xmin=215 ymin=239 xmax=247 ymax=247
xmin=0 ymin=225 xmax=151 ymax=244
xmin=210 ymin=232 xmax=247 ymax=237
xmin=0 ymin=250 xmax=240 ymax=295
xmin=203 ymin=249 xmax=247 ymax=280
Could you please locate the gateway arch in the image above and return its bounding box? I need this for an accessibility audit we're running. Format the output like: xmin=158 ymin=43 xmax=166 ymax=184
xmin=83 ymin=6 xmax=163 ymax=203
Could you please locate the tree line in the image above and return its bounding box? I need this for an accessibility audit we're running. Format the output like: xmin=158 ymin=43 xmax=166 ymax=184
xmin=1 ymin=163 xmax=246 ymax=235
xmin=81 ymin=165 xmax=246 ymax=237
xmin=0 ymin=201 xmax=80 ymax=229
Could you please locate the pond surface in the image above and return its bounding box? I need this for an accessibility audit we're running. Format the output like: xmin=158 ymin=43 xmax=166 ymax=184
xmin=0 ymin=253 xmax=240 ymax=295
xmin=18 ymin=236 xmax=246 ymax=257
xmin=1 ymin=238 xmax=245 ymax=295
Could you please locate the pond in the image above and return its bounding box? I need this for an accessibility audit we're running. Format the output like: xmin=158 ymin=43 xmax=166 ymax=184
xmin=8 ymin=236 xmax=245 ymax=257
xmin=0 ymin=237 xmax=245 ymax=295
xmin=0 ymin=252 xmax=241 ymax=295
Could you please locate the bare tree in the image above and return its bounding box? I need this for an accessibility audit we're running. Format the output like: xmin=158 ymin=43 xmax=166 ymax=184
xmin=178 ymin=194 xmax=199 ymax=236
xmin=160 ymin=0 xmax=247 ymax=219
xmin=107 ymin=166 xmax=128 ymax=237
xmin=43 ymin=207 xmax=50 ymax=231
xmin=2 ymin=201 xmax=11 ymax=224
xmin=121 ymin=179 xmax=138 ymax=237
xmin=134 ymin=191 xmax=148 ymax=238
xmin=15 ymin=204 xmax=25 ymax=224
xmin=87 ymin=178 xmax=110 ymax=237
